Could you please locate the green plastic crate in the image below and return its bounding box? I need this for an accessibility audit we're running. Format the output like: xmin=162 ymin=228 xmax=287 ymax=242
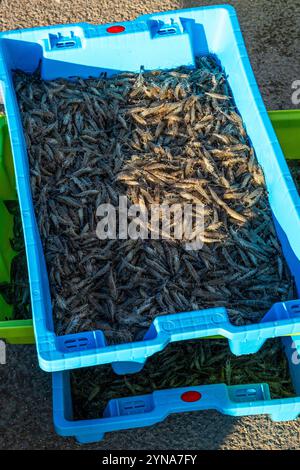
xmin=0 ymin=115 xmax=34 ymax=344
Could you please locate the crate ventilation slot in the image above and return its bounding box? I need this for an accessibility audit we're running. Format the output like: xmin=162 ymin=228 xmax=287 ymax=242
xmin=64 ymin=337 xmax=89 ymax=350
xmin=149 ymin=19 xmax=181 ymax=38
xmin=235 ymin=388 xmax=258 ymax=399
xmin=290 ymin=303 xmax=300 ymax=314
xmin=157 ymin=27 xmax=177 ymax=36
xmin=121 ymin=400 xmax=147 ymax=414
xmin=48 ymin=32 xmax=81 ymax=50
xmin=56 ymin=40 xmax=75 ymax=48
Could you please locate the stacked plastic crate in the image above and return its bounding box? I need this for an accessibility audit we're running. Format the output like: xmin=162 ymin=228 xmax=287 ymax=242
xmin=0 ymin=115 xmax=34 ymax=344
xmin=0 ymin=5 xmax=300 ymax=443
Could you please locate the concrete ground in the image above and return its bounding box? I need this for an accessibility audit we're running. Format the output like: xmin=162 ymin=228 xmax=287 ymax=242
xmin=0 ymin=0 xmax=299 ymax=450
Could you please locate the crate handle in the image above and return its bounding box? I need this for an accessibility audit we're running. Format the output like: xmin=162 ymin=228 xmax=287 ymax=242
xmin=103 ymin=383 xmax=271 ymax=419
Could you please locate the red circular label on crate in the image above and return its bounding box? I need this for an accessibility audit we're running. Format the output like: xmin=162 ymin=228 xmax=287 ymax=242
xmin=106 ymin=25 xmax=125 ymax=34
xmin=181 ymin=391 xmax=202 ymax=402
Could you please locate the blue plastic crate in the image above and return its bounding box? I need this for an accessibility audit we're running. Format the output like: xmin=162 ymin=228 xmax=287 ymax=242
xmin=53 ymin=336 xmax=300 ymax=444
xmin=0 ymin=5 xmax=300 ymax=374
